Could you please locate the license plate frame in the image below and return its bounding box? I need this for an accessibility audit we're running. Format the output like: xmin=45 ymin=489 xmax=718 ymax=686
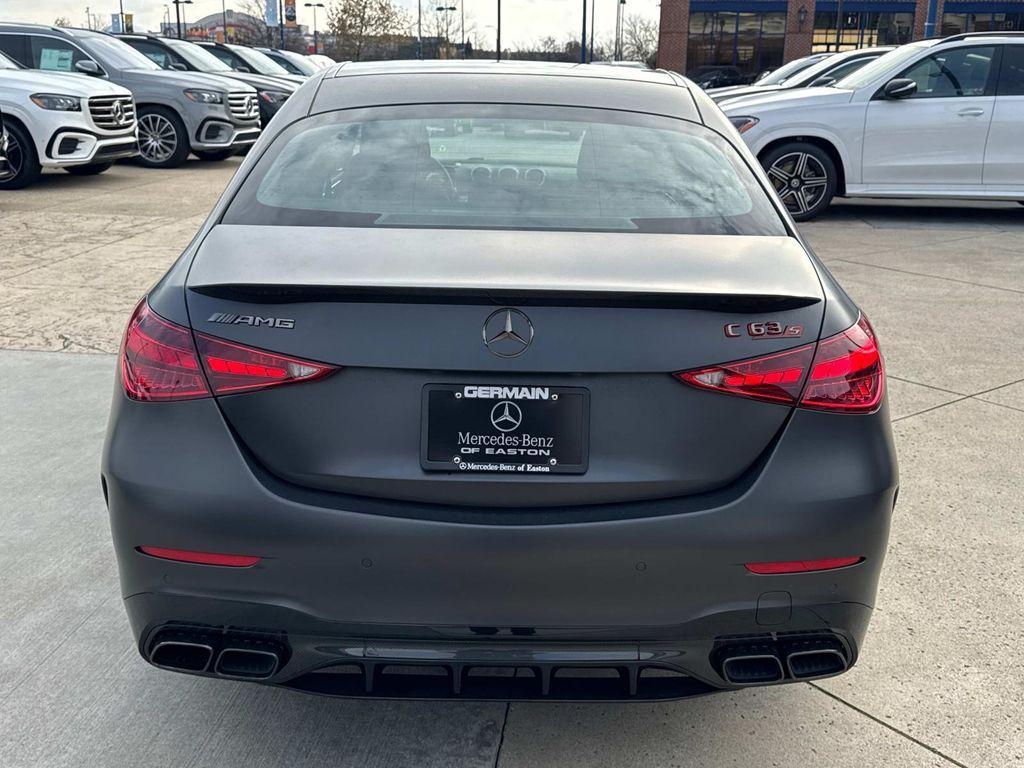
xmin=420 ymin=384 xmax=590 ymax=475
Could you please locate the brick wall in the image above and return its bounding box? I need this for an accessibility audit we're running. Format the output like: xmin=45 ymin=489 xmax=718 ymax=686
xmin=657 ymin=0 xmax=690 ymax=73
xmin=783 ymin=0 xmax=816 ymax=60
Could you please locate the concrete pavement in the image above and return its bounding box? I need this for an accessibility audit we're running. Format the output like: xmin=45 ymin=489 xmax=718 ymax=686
xmin=1 ymin=162 xmax=1022 ymax=767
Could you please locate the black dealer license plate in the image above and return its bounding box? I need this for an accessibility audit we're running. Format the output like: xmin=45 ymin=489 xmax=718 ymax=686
xmin=421 ymin=384 xmax=590 ymax=474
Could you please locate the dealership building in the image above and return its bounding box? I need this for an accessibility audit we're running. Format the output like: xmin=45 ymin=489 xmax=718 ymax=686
xmin=657 ymin=0 xmax=1023 ymax=77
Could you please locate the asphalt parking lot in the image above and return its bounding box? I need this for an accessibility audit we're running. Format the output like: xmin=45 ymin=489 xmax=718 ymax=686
xmin=1 ymin=161 xmax=1022 ymax=768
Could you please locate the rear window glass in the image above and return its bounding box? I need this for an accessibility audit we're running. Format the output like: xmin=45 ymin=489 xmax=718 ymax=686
xmin=224 ymin=104 xmax=786 ymax=236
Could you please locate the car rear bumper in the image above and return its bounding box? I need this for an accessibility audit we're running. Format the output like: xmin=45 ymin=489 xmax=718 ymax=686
xmin=103 ymin=389 xmax=898 ymax=699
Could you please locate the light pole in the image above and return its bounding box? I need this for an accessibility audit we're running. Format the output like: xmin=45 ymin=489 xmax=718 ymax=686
xmin=496 ymin=0 xmax=501 ymax=61
xmin=278 ymin=0 xmax=285 ymax=48
xmin=172 ymin=0 xmax=192 ymax=39
xmin=614 ymin=0 xmax=625 ymax=59
xmin=436 ymin=5 xmax=455 ymax=57
xmin=588 ymin=0 xmax=595 ymax=62
xmin=417 ymin=0 xmax=422 ymax=59
xmin=221 ymin=0 xmax=228 ymax=42
xmin=580 ymin=0 xmax=586 ymax=63
xmin=304 ymin=2 xmax=324 ymax=54
xmin=118 ymin=0 xmax=125 ymax=33
xmin=460 ymin=0 xmax=465 ymax=58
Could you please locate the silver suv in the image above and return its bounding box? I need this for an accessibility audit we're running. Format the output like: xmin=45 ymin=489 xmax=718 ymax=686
xmin=0 ymin=24 xmax=261 ymax=168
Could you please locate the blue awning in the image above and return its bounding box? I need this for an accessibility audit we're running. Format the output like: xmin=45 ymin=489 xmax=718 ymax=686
xmin=690 ymin=1 xmax=788 ymax=12
xmin=940 ymin=1 xmax=1024 ymax=11
xmin=815 ymin=1 xmax=916 ymax=11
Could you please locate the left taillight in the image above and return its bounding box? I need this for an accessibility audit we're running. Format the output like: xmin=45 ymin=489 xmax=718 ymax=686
xmin=674 ymin=314 xmax=884 ymax=414
xmin=121 ymin=299 xmax=209 ymax=401
xmin=121 ymin=299 xmax=336 ymax=401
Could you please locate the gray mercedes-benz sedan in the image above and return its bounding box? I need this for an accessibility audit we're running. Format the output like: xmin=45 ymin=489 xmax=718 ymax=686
xmin=103 ymin=60 xmax=897 ymax=701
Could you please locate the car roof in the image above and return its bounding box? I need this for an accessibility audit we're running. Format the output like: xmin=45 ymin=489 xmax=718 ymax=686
xmin=325 ymin=58 xmax=678 ymax=84
xmin=311 ymin=60 xmax=701 ymax=122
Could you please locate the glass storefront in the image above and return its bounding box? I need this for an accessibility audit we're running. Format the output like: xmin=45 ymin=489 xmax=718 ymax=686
xmin=812 ymin=7 xmax=914 ymax=52
xmin=687 ymin=10 xmax=787 ymax=80
xmin=941 ymin=12 xmax=1024 ymax=35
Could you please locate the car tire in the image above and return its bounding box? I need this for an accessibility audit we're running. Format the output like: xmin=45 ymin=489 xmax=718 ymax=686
xmin=193 ymin=149 xmax=234 ymax=162
xmin=0 ymin=121 xmax=43 ymax=190
xmin=760 ymin=142 xmax=837 ymax=222
xmin=136 ymin=106 xmax=190 ymax=169
xmin=64 ymin=162 xmax=114 ymax=176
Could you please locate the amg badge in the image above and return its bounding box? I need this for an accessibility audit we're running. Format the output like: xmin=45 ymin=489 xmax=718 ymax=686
xmin=207 ymin=312 xmax=295 ymax=329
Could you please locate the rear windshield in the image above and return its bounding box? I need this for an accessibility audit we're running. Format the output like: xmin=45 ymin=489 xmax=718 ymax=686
xmin=224 ymin=104 xmax=786 ymax=236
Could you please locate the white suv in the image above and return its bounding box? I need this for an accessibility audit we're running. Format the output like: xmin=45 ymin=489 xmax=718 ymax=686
xmin=0 ymin=49 xmax=137 ymax=189
xmin=722 ymin=34 xmax=1024 ymax=219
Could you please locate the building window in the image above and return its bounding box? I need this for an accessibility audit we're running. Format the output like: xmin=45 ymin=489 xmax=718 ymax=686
xmin=812 ymin=11 xmax=914 ymax=52
xmin=941 ymin=12 xmax=1024 ymax=36
xmin=687 ymin=11 xmax=787 ymax=82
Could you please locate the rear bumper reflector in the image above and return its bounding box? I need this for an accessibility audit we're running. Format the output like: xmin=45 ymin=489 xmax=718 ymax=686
xmin=137 ymin=546 xmax=261 ymax=567
xmin=744 ymin=556 xmax=863 ymax=575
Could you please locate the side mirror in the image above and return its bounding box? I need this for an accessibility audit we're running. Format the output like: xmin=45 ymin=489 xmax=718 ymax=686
xmin=74 ymin=60 xmax=103 ymax=76
xmin=169 ymin=62 xmax=187 ymax=71
xmin=809 ymin=75 xmax=836 ymax=88
xmin=883 ymin=78 xmax=917 ymax=99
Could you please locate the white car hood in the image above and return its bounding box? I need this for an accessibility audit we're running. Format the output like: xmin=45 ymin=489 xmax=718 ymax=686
xmin=0 ymin=68 xmax=131 ymax=97
xmin=721 ymin=86 xmax=856 ymax=114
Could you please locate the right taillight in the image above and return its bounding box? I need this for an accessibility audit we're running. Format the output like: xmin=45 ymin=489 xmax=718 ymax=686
xmin=675 ymin=314 xmax=884 ymax=414
xmin=800 ymin=315 xmax=884 ymax=413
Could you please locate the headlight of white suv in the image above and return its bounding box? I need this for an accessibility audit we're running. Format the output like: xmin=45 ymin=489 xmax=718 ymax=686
xmin=184 ymin=89 xmax=224 ymax=104
xmin=29 ymin=94 xmax=82 ymax=112
xmin=728 ymin=116 xmax=759 ymax=134
xmin=258 ymin=90 xmax=290 ymax=105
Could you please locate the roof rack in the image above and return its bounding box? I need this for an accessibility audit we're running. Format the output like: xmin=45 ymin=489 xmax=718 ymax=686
xmin=942 ymin=31 xmax=1024 ymax=42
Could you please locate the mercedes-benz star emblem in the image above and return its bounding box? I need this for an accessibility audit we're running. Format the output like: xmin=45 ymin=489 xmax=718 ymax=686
xmin=112 ymin=101 xmax=126 ymax=126
xmin=490 ymin=401 xmax=523 ymax=432
xmin=482 ymin=308 xmax=534 ymax=358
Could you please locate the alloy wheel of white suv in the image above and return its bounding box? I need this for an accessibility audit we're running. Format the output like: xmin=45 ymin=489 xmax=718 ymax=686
xmin=0 ymin=121 xmax=41 ymax=190
xmin=761 ymin=142 xmax=837 ymax=221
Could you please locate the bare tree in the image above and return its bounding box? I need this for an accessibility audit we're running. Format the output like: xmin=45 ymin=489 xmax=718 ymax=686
xmin=53 ymin=16 xmax=73 ymax=27
xmin=235 ymin=1 xmax=274 ymax=45
xmin=326 ymin=0 xmax=411 ymax=61
xmin=620 ymin=13 xmax=658 ymax=67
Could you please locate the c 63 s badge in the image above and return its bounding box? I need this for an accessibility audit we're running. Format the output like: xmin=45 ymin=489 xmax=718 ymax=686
xmin=208 ymin=312 xmax=295 ymax=329
xmin=724 ymin=321 xmax=803 ymax=339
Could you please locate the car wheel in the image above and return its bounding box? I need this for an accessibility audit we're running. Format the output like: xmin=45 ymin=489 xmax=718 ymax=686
xmin=136 ymin=107 xmax=190 ymax=169
xmin=761 ymin=142 xmax=836 ymax=222
xmin=0 ymin=122 xmax=43 ymax=190
xmin=193 ymin=149 xmax=235 ymax=162
xmin=64 ymin=162 xmax=114 ymax=176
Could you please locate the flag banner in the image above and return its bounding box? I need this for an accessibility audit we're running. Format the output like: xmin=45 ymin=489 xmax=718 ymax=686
xmin=284 ymin=0 xmax=297 ymax=27
xmin=266 ymin=0 xmax=279 ymax=27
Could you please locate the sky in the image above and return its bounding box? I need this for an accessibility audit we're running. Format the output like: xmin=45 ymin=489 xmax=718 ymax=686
xmin=0 ymin=0 xmax=661 ymax=50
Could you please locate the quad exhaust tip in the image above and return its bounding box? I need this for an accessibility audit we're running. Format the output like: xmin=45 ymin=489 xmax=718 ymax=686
xmin=720 ymin=653 xmax=785 ymax=686
xmin=214 ymin=648 xmax=280 ymax=680
xmin=715 ymin=633 xmax=850 ymax=686
xmin=149 ymin=641 xmax=214 ymax=673
xmin=786 ymin=648 xmax=848 ymax=680
xmin=146 ymin=627 xmax=287 ymax=680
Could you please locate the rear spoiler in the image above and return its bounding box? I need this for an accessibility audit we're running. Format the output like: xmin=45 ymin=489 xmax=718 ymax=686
xmin=189 ymin=283 xmax=820 ymax=313
xmin=187 ymin=226 xmax=825 ymax=311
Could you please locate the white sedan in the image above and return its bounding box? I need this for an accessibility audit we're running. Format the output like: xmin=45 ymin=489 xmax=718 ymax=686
xmin=722 ymin=33 xmax=1024 ymax=219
